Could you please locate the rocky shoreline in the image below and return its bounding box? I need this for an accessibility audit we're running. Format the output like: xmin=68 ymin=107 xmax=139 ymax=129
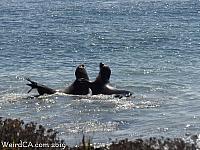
xmin=0 ymin=118 xmax=198 ymax=150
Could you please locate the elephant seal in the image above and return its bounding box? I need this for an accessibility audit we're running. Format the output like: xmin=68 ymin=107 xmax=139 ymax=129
xmin=26 ymin=64 xmax=90 ymax=96
xmin=89 ymin=63 xmax=132 ymax=97
xmin=61 ymin=64 xmax=90 ymax=95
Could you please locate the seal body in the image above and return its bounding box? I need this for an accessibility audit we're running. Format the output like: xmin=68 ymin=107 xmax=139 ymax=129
xmin=26 ymin=64 xmax=90 ymax=96
xmin=90 ymin=63 xmax=132 ymax=96
xmin=62 ymin=64 xmax=90 ymax=95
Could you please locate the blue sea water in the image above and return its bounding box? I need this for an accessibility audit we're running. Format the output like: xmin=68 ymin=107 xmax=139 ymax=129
xmin=1 ymin=0 xmax=200 ymax=146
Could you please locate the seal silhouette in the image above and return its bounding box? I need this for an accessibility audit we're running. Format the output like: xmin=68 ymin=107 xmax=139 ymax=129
xmin=26 ymin=64 xmax=90 ymax=96
xmin=61 ymin=64 xmax=90 ymax=95
xmin=89 ymin=63 xmax=132 ymax=96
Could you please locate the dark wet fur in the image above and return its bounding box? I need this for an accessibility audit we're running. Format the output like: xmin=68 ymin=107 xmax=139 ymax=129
xmin=61 ymin=64 xmax=90 ymax=95
xmin=26 ymin=78 xmax=56 ymax=95
xmin=26 ymin=64 xmax=90 ymax=96
xmin=89 ymin=63 xmax=132 ymax=97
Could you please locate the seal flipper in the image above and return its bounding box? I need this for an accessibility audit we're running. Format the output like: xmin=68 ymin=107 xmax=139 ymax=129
xmin=113 ymin=88 xmax=132 ymax=97
xmin=105 ymin=85 xmax=132 ymax=97
xmin=26 ymin=78 xmax=56 ymax=95
xmin=113 ymin=90 xmax=132 ymax=98
xmin=26 ymin=78 xmax=38 ymax=93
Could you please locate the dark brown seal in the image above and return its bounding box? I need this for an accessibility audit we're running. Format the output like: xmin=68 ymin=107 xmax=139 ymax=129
xmin=89 ymin=63 xmax=132 ymax=97
xmin=26 ymin=64 xmax=90 ymax=96
xmin=61 ymin=64 xmax=90 ymax=95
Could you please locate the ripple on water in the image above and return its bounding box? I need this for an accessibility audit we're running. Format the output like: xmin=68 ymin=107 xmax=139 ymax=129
xmin=56 ymin=120 xmax=119 ymax=134
xmin=0 ymin=92 xmax=28 ymax=103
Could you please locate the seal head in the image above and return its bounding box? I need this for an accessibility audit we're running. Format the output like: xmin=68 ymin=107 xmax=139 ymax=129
xmin=98 ymin=62 xmax=111 ymax=83
xmin=75 ymin=64 xmax=89 ymax=80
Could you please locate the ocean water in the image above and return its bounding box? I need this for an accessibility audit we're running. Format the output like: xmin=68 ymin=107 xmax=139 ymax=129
xmin=1 ymin=0 xmax=200 ymax=146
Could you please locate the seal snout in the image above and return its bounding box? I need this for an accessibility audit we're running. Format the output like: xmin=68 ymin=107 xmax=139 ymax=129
xmin=100 ymin=62 xmax=104 ymax=68
xmin=79 ymin=64 xmax=85 ymax=68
